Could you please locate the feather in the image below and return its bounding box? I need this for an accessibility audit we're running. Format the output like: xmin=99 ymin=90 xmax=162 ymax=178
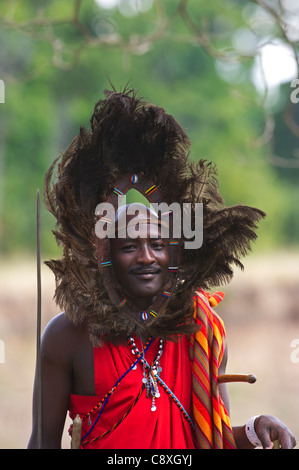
xmin=44 ymin=87 xmax=265 ymax=344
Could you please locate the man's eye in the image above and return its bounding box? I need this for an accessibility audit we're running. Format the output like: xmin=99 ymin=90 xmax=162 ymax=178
xmin=122 ymin=244 xmax=136 ymax=251
xmin=151 ymin=241 xmax=164 ymax=249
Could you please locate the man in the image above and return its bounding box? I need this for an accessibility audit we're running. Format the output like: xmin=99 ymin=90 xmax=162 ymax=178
xmin=28 ymin=88 xmax=296 ymax=449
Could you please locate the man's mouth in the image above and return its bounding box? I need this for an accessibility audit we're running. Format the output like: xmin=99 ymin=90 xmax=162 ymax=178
xmin=130 ymin=268 xmax=161 ymax=280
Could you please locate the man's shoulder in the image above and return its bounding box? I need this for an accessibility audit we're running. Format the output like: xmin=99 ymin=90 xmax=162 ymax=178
xmin=43 ymin=312 xmax=78 ymax=337
xmin=41 ymin=313 xmax=87 ymax=364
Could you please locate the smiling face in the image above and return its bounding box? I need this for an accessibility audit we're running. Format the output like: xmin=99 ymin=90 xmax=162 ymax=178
xmin=110 ymin=208 xmax=170 ymax=309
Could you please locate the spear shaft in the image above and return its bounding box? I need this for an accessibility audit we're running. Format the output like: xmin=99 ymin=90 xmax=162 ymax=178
xmin=36 ymin=189 xmax=42 ymax=448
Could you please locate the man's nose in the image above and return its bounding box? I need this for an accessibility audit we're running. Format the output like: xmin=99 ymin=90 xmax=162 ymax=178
xmin=136 ymin=243 xmax=155 ymax=264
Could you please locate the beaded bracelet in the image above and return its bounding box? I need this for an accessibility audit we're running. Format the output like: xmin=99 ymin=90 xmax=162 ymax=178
xmin=245 ymin=415 xmax=262 ymax=447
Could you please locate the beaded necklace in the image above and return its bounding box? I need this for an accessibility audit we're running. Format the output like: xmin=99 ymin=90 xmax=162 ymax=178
xmin=127 ymin=337 xmax=195 ymax=432
xmin=128 ymin=336 xmax=163 ymax=412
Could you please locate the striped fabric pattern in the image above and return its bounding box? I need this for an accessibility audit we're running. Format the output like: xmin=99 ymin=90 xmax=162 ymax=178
xmin=190 ymin=290 xmax=237 ymax=449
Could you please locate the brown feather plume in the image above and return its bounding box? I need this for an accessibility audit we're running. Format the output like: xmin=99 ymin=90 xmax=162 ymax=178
xmin=44 ymin=87 xmax=265 ymax=344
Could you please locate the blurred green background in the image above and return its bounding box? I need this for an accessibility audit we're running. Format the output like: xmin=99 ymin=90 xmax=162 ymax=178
xmin=0 ymin=0 xmax=299 ymax=257
xmin=1 ymin=0 xmax=299 ymax=449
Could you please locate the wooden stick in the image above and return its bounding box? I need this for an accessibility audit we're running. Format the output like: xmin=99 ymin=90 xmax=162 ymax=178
xmin=218 ymin=373 xmax=257 ymax=384
xmin=71 ymin=415 xmax=82 ymax=449
xmin=36 ymin=189 xmax=42 ymax=449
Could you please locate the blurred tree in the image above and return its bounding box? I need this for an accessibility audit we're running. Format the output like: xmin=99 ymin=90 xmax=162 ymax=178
xmin=0 ymin=0 xmax=298 ymax=255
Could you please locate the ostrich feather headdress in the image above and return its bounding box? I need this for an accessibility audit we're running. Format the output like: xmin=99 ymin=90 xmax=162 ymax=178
xmin=45 ymin=87 xmax=265 ymax=344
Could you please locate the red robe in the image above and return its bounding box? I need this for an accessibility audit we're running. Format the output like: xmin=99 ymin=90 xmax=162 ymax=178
xmin=68 ymin=334 xmax=195 ymax=449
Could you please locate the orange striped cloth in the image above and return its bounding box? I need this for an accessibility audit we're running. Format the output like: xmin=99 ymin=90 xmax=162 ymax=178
xmin=189 ymin=290 xmax=236 ymax=449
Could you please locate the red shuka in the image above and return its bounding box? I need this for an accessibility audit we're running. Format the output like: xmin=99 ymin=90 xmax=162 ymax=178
xmin=68 ymin=335 xmax=195 ymax=449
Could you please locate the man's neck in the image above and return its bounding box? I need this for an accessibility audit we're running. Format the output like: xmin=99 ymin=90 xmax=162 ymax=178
xmin=129 ymin=295 xmax=155 ymax=311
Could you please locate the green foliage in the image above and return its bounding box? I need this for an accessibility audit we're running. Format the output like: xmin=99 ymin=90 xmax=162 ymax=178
xmin=0 ymin=0 xmax=298 ymax=256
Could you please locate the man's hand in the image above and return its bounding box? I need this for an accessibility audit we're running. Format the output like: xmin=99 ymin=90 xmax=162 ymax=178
xmin=255 ymin=415 xmax=296 ymax=449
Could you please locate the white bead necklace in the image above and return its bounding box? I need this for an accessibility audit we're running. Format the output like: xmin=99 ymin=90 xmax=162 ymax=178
xmin=128 ymin=337 xmax=163 ymax=412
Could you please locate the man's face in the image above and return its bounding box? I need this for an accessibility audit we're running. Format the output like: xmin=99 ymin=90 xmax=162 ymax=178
xmin=110 ymin=216 xmax=169 ymax=309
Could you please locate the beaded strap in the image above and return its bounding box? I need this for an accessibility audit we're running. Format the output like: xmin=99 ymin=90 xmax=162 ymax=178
xmin=155 ymin=375 xmax=195 ymax=432
xmin=81 ymin=386 xmax=145 ymax=446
